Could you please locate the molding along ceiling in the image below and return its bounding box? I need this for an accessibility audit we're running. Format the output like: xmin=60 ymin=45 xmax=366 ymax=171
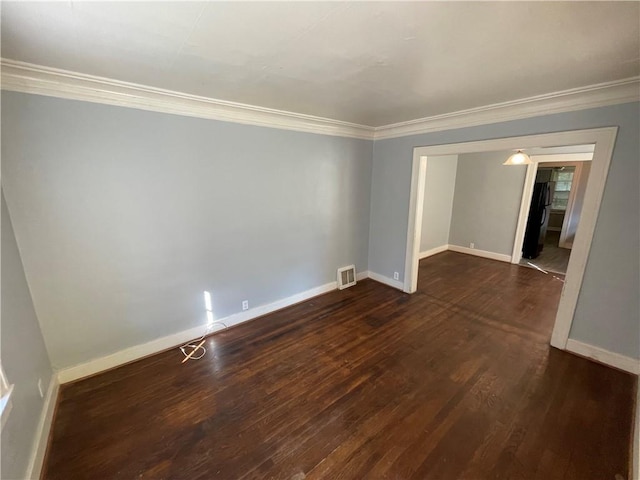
xmin=2 ymin=59 xmax=639 ymax=140
xmin=0 ymin=59 xmax=374 ymax=140
xmin=373 ymin=77 xmax=640 ymax=140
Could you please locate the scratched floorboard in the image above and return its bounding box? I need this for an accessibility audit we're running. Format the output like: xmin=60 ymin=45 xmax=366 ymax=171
xmin=42 ymin=252 xmax=635 ymax=480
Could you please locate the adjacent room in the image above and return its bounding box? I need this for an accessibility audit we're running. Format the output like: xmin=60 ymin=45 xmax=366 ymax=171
xmin=519 ymin=152 xmax=593 ymax=275
xmin=1 ymin=2 xmax=639 ymax=480
xmin=416 ymin=145 xmax=594 ymax=277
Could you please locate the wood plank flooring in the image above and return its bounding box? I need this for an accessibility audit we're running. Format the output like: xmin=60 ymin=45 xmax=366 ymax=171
xmin=519 ymin=230 xmax=571 ymax=275
xmin=42 ymin=252 xmax=636 ymax=480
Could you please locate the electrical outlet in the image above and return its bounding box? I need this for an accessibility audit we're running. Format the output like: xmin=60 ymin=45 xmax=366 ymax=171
xmin=37 ymin=379 xmax=44 ymax=398
xmin=393 ymin=272 xmax=399 ymax=280
xmin=242 ymin=300 xmax=249 ymax=311
xmin=470 ymin=242 xmax=475 ymax=249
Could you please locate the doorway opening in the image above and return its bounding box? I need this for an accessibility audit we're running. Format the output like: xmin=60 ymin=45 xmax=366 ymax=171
xmin=405 ymin=128 xmax=617 ymax=351
xmin=518 ymin=153 xmax=592 ymax=275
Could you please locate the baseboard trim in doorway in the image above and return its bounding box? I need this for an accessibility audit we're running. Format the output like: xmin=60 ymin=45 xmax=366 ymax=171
xmin=447 ymin=245 xmax=512 ymax=263
xmin=633 ymin=383 xmax=639 ymax=480
xmin=418 ymin=244 xmax=449 ymax=260
xmin=57 ymin=271 xmax=370 ymax=384
xmin=25 ymin=375 xmax=59 ymax=480
xmin=367 ymin=271 xmax=404 ymax=290
xmin=565 ymin=339 xmax=640 ymax=375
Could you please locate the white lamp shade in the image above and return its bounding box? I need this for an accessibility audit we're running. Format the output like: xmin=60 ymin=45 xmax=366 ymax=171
xmin=503 ymin=150 xmax=532 ymax=165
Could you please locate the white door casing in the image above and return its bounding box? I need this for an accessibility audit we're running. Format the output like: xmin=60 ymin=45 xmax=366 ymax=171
xmin=404 ymin=127 xmax=617 ymax=351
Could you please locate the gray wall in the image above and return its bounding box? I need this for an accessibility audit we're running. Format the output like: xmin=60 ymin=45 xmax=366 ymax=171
xmin=449 ymin=150 xmax=527 ymax=255
xmin=1 ymin=191 xmax=53 ymax=480
xmin=1 ymin=92 xmax=373 ymax=369
xmin=2 ymin=90 xmax=638 ymax=371
xmin=369 ymin=102 xmax=639 ymax=359
xmin=419 ymin=155 xmax=458 ymax=252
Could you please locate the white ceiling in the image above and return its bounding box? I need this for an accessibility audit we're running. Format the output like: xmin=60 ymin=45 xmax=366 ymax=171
xmin=2 ymin=2 xmax=639 ymax=127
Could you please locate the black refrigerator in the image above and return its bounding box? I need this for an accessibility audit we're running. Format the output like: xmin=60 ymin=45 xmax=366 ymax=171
xmin=522 ymin=169 xmax=554 ymax=259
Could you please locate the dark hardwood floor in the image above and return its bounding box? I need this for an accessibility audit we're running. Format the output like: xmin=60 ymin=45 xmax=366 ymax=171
xmin=43 ymin=252 xmax=636 ymax=480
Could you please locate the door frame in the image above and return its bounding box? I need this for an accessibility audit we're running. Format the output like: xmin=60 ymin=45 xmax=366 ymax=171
xmin=404 ymin=127 xmax=617 ymax=350
xmin=558 ymin=162 xmax=587 ymax=249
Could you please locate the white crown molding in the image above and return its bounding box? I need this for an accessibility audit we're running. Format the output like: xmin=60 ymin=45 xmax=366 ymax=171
xmin=373 ymin=77 xmax=640 ymax=140
xmin=0 ymin=59 xmax=375 ymax=140
xmin=2 ymin=59 xmax=638 ymax=141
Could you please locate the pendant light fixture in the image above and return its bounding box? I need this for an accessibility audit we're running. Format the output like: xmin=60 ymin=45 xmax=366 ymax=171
xmin=503 ymin=150 xmax=532 ymax=166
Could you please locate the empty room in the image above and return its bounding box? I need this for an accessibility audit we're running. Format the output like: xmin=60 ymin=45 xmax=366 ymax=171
xmin=2 ymin=2 xmax=639 ymax=479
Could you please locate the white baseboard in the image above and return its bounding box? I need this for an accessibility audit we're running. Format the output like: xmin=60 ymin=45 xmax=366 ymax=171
xmin=634 ymin=383 xmax=639 ymax=480
xmin=58 ymin=271 xmax=371 ymax=384
xmin=356 ymin=270 xmax=369 ymax=282
xmin=25 ymin=375 xmax=59 ymax=480
xmin=367 ymin=271 xmax=404 ymax=291
xmin=419 ymin=244 xmax=449 ymax=260
xmin=565 ymin=339 xmax=640 ymax=375
xmin=447 ymin=244 xmax=512 ymax=263
xmin=57 ymin=322 xmax=219 ymax=384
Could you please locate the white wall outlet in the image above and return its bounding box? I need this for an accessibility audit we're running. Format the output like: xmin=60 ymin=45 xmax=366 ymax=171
xmin=37 ymin=378 xmax=44 ymax=398
xmin=470 ymin=243 xmax=475 ymax=249
xmin=393 ymin=272 xmax=399 ymax=280
xmin=242 ymin=300 xmax=249 ymax=311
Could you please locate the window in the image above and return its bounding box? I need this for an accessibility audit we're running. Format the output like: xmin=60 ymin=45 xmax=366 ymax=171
xmin=0 ymin=365 xmax=13 ymax=429
xmin=551 ymin=168 xmax=575 ymax=211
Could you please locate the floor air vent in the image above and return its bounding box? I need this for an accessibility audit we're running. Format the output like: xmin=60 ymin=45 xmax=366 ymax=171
xmin=337 ymin=265 xmax=357 ymax=290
